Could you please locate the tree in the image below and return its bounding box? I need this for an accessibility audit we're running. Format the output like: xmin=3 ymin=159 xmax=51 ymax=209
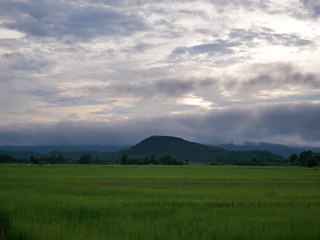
xmin=298 ymin=150 xmax=314 ymax=166
xmin=289 ymin=153 xmax=298 ymax=166
xmin=159 ymin=154 xmax=182 ymax=165
xmin=315 ymin=155 xmax=320 ymax=166
xmin=79 ymin=154 xmax=91 ymax=164
xmin=119 ymin=153 xmax=128 ymax=165
xmin=30 ymin=155 xmax=39 ymax=164
xmin=306 ymin=158 xmax=317 ymax=167
xmin=160 ymin=155 xmax=173 ymax=165
xmin=150 ymin=154 xmax=158 ymax=165
xmin=143 ymin=157 xmax=150 ymax=165
xmin=0 ymin=154 xmax=14 ymax=163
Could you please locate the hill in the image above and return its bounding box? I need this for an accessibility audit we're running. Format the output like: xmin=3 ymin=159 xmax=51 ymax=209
xmin=121 ymin=136 xmax=282 ymax=163
xmin=123 ymin=136 xmax=222 ymax=161
xmin=218 ymin=142 xmax=320 ymax=158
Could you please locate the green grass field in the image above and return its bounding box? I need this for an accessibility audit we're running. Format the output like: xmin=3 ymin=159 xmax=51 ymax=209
xmin=0 ymin=165 xmax=319 ymax=240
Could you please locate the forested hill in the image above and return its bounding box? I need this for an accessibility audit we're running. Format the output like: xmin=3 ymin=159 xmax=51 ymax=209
xmin=126 ymin=136 xmax=222 ymax=159
xmin=121 ymin=136 xmax=282 ymax=163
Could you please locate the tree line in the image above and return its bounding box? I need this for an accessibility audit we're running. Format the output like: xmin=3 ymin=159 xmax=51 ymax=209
xmin=0 ymin=150 xmax=319 ymax=167
xmin=288 ymin=150 xmax=320 ymax=167
xmin=210 ymin=157 xmax=285 ymax=166
xmin=118 ymin=153 xmax=186 ymax=165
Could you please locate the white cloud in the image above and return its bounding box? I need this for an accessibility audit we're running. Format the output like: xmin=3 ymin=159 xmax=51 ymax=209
xmin=0 ymin=28 xmax=24 ymax=39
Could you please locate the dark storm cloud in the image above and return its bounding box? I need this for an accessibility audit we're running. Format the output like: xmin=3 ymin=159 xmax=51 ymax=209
xmin=229 ymin=28 xmax=314 ymax=48
xmin=83 ymin=63 xmax=319 ymax=104
xmin=219 ymin=63 xmax=320 ymax=97
xmin=188 ymin=103 xmax=320 ymax=143
xmin=242 ymin=64 xmax=320 ymax=90
xmin=0 ymin=0 xmax=146 ymax=41
xmin=0 ymin=103 xmax=319 ymax=146
xmin=89 ymin=79 xmax=216 ymax=100
xmin=299 ymin=0 xmax=320 ymax=18
xmin=171 ymin=40 xmax=241 ymax=57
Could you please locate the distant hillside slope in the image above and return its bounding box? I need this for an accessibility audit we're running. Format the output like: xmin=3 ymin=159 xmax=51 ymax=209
xmin=218 ymin=142 xmax=320 ymax=158
xmin=122 ymin=136 xmax=282 ymax=163
xmin=0 ymin=145 xmax=129 ymax=153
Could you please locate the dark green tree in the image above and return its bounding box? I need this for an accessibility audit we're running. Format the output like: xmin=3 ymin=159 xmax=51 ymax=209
xmin=0 ymin=154 xmax=14 ymax=163
xmin=143 ymin=157 xmax=150 ymax=164
xmin=315 ymin=155 xmax=320 ymax=166
xmin=289 ymin=153 xmax=298 ymax=166
xmin=119 ymin=153 xmax=128 ymax=165
xmin=79 ymin=154 xmax=91 ymax=164
xmin=150 ymin=154 xmax=158 ymax=165
xmin=160 ymin=154 xmax=173 ymax=165
xmin=306 ymin=158 xmax=317 ymax=167
xmin=30 ymin=155 xmax=39 ymax=164
xmin=298 ymin=150 xmax=314 ymax=166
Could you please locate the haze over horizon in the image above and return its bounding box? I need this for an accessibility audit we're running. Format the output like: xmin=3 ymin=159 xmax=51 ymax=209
xmin=1 ymin=0 xmax=320 ymax=147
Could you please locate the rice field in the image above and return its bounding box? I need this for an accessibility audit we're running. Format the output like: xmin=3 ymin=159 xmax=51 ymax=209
xmin=0 ymin=165 xmax=319 ymax=240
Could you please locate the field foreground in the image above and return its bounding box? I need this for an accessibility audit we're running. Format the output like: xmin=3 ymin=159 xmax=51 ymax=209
xmin=0 ymin=165 xmax=319 ymax=240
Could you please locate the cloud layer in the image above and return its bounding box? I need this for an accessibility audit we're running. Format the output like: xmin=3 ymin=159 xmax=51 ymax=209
xmin=0 ymin=0 xmax=320 ymax=146
xmin=1 ymin=103 xmax=319 ymax=147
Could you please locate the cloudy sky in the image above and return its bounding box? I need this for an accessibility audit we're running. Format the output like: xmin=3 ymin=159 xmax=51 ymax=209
xmin=0 ymin=0 xmax=320 ymax=146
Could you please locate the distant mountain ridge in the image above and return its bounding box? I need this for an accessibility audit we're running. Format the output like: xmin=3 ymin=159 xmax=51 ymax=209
xmin=0 ymin=145 xmax=129 ymax=153
xmin=2 ymin=136 xmax=316 ymax=162
xmin=217 ymin=142 xmax=320 ymax=158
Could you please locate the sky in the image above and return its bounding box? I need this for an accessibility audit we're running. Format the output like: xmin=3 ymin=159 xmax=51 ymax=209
xmin=0 ymin=0 xmax=320 ymax=146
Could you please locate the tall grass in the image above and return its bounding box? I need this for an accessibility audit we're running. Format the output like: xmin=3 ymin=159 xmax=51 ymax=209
xmin=0 ymin=165 xmax=319 ymax=240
